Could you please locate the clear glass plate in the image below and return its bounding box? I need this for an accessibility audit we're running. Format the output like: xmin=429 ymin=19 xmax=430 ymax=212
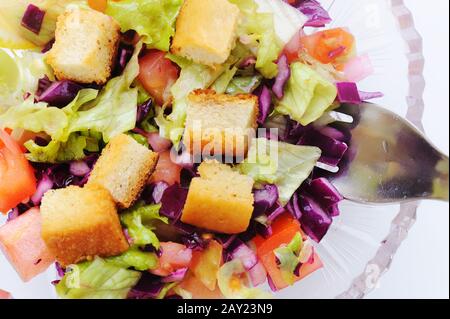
xmin=0 ymin=0 xmax=425 ymax=299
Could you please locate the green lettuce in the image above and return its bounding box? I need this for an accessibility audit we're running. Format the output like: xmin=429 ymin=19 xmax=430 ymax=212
xmin=273 ymin=232 xmax=303 ymax=285
xmin=238 ymin=138 xmax=321 ymax=204
xmin=56 ymin=257 xmax=141 ymax=299
xmin=0 ymin=49 xmax=53 ymax=113
xmin=225 ymin=74 xmax=263 ymax=95
xmin=108 ymin=247 xmax=158 ymax=271
xmin=275 ymin=62 xmax=338 ymax=126
xmin=120 ymin=202 xmax=168 ymax=250
xmin=106 ymin=0 xmax=183 ymax=51
xmin=229 ymin=0 xmax=282 ymax=79
xmin=0 ymin=42 xmax=142 ymax=163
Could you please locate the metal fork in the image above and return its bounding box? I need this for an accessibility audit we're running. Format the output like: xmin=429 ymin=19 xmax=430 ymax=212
xmin=328 ymin=102 xmax=449 ymax=204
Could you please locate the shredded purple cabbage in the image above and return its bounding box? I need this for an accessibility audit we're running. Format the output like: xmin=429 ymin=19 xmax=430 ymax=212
xmin=136 ymin=99 xmax=153 ymax=124
xmin=257 ymin=85 xmax=272 ymax=125
xmin=253 ymin=185 xmax=279 ymax=216
xmin=298 ymin=193 xmax=332 ymax=242
xmin=128 ymin=273 xmax=166 ymax=299
xmin=289 ymin=0 xmax=332 ymax=28
xmin=161 ymin=267 xmax=188 ymax=283
xmin=272 ymin=55 xmax=290 ymax=100
xmin=37 ymin=81 xmax=83 ymax=107
xmin=21 ymin=4 xmax=46 ymax=35
xmin=159 ymin=184 xmax=188 ymax=220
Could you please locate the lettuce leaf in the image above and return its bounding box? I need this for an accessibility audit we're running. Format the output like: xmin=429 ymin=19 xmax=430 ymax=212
xmin=238 ymin=138 xmax=321 ymax=204
xmin=106 ymin=0 xmax=183 ymax=51
xmin=0 ymin=42 xmax=142 ymax=162
xmin=275 ymin=62 xmax=337 ymax=126
xmin=107 ymin=247 xmax=158 ymax=271
xmin=56 ymin=257 xmax=141 ymax=299
xmin=0 ymin=49 xmax=53 ymax=113
xmin=120 ymin=202 xmax=168 ymax=250
xmin=229 ymin=0 xmax=282 ymax=79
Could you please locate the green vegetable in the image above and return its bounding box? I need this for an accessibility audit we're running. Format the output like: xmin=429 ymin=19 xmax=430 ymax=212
xmin=229 ymin=0 xmax=282 ymax=79
xmin=226 ymin=75 xmax=263 ymax=95
xmin=275 ymin=63 xmax=338 ymax=126
xmin=56 ymin=257 xmax=141 ymax=299
xmin=0 ymin=42 xmax=143 ymax=163
xmin=127 ymin=132 xmax=149 ymax=148
xmin=0 ymin=49 xmax=53 ymax=113
xmin=238 ymin=138 xmax=321 ymax=204
xmin=106 ymin=0 xmax=183 ymax=51
xmin=217 ymin=260 xmax=272 ymax=299
xmin=107 ymin=247 xmax=158 ymax=271
xmin=120 ymin=202 xmax=168 ymax=249
xmin=273 ymin=232 xmax=303 ymax=285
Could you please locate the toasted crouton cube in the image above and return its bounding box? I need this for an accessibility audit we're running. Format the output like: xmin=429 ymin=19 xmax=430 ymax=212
xmin=88 ymin=134 xmax=159 ymax=209
xmin=46 ymin=8 xmax=120 ymax=85
xmin=181 ymin=161 xmax=254 ymax=234
xmin=184 ymin=90 xmax=258 ymax=158
xmin=171 ymin=0 xmax=240 ymax=66
xmin=41 ymin=185 xmax=128 ymax=266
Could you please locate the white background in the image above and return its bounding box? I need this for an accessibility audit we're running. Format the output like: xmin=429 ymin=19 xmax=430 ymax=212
xmin=368 ymin=0 xmax=449 ymax=299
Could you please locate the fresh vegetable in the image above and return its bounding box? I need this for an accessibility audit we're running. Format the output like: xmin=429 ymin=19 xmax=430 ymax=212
xmin=229 ymin=0 xmax=282 ymax=79
xmin=88 ymin=0 xmax=107 ymax=12
xmin=343 ymin=54 xmax=374 ymax=82
xmin=257 ymin=86 xmax=272 ymax=125
xmin=275 ymin=62 xmax=337 ymax=126
xmin=0 ymin=49 xmax=52 ymax=113
xmin=290 ymin=0 xmax=332 ymax=28
xmin=121 ymin=202 xmax=168 ymax=249
xmin=239 ymin=138 xmax=321 ymax=204
xmin=37 ymin=80 xmax=83 ymax=107
xmin=0 ymin=289 xmax=12 ymax=299
xmin=253 ymin=184 xmax=279 ymax=216
xmin=0 ymin=42 xmax=143 ymax=163
xmin=138 ymin=50 xmax=179 ymax=106
xmin=253 ymin=213 xmax=322 ymax=290
xmin=301 ymin=28 xmax=355 ymax=65
xmin=150 ymin=242 xmax=192 ymax=277
xmin=190 ymin=240 xmax=223 ymax=291
xmin=0 ymin=130 xmax=37 ymax=213
xmin=106 ymin=0 xmax=183 ymax=51
xmin=0 ymin=208 xmax=55 ymax=282
xmin=272 ymin=55 xmax=290 ymax=99
xmin=217 ymin=259 xmax=272 ymax=299
xmin=179 ymin=272 xmax=224 ymax=299
xmin=298 ymin=194 xmax=332 ymax=242
xmin=336 ymin=82 xmax=361 ymax=104
xmin=56 ymin=257 xmax=142 ymax=299
xmin=21 ymin=4 xmax=46 ymax=35
xmin=107 ymin=247 xmax=159 ymax=271
xmin=150 ymin=150 xmax=183 ymax=186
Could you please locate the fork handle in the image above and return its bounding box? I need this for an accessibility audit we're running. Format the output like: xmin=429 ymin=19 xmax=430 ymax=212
xmin=430 ymin=155 xmax=449 ymax=202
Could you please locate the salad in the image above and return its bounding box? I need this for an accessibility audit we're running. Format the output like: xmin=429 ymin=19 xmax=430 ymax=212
xmin=0 ymin=0 xmax=383 ymax=299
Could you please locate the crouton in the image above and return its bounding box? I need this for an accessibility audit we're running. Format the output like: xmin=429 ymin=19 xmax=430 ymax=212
xmin=41 ymin=185 xmax=128 ymax=266
xmin=88 ymin=134 xmax=159 ymax=209
xmin=46 ymin=8 xmax=120 ymax=85
xmin=184 ymin=90 xmax=258 ymax=158
xmin=181 ymin=160 xmax=254 ymax=234
xmin=171 ymin=0 xmax=240 ymax=66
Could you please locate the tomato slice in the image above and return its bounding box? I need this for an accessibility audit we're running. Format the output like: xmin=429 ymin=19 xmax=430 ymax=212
xmin=283 ymin=30 xmax=303 ymax=64
xmin=253 ymin=213 xmax=323 ymax=291
xmin=138 ymin=50 xmax=179 ymax=106
xmin=150 ymin=242 xmax=192 ymax=277
xmin=149 ymin=150 xmax=182 ymax=186
xmin=300 ymin=28 xmax=355 ymax=64
xmin=0 ymin=130 xmax=37 ymax=213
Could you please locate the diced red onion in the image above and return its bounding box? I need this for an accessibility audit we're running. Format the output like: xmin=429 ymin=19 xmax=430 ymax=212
xmin=240 ymin=56 xmax=257 ymax=68
xmin=136 ymin=99 xmax=153 ymax=124
xmin=231 ymin=243 xmax=258 ymax=271
xmin=343 ymin=54 xmax=374 ymax=83
xmin=152 ymin=182 xmax=169 ymax=204
xmin=267 ymin=275 xmax=278 ymax=292
xmin=253 ymin=184 xmax=279 ymax=216
xmin=336 ymin=82 xmax=362 ymax=104
xmin=161 ymin=267 xmax=188 ymax=283
xmin=267 ymin=204 xmax=287 ymax=223
xmin=248 ymin=262 xmax=267 ymax=287
xmin=69 ymin=161 xmax=91 ymax=177
xmin=31 ymin=174 xmax=54 ymax=205
xmin=272 ymin=55 xmax=290 ymax=100
xmin=359 ymin=91 xmax=384 ymax=101
xmin=147 ymin=133 xmax=172 ymax=153
xmin=21 ymin=4 xmax=46 ymax=35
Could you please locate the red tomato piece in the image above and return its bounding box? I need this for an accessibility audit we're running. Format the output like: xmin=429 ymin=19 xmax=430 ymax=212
xmin=0 ymin=208 xmax=55 ymax=282
xmin=0 ymin=289 xmax=12 ymax=299
xmin=87 ymin=0 xmax=107 ymax=12
xmin=301 ymin=28 xmax=355 ymax=64
xmin=147 ymin=132 xmax=172 ymax=153
xmin=253 ymin=213 xmax=323 ymax=291
xmin=0 ymin=130 xmax=37 ymax=214
xmin=283 ymin=30 xmax=303 ymax=64
xmin=150 ymin=242 xmax=192 ymax=277
xmin=138 ymin=50 xmax=179 ymax=106
xmin=149 ymin=150 xmax=182 ymax=186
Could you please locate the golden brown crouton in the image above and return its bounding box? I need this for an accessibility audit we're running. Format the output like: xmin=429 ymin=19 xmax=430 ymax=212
xmin=171 ymin=0 xmax=240 ymax=66
xmin=46 ymin=8 xmax=120 ymax=85
xmin=183 ymin=90 xmax=259 ymax=158
xmin=181 ymin=160 xmax=254 ymax=234
xmin=41 ymin=185 xmax=128 ymax=266
xmin=88 ymin=134 xmax=159 ymax=209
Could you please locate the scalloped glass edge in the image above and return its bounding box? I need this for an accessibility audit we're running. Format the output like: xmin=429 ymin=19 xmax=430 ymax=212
xmin=337 ymin=0 xmax=426 ymax=299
